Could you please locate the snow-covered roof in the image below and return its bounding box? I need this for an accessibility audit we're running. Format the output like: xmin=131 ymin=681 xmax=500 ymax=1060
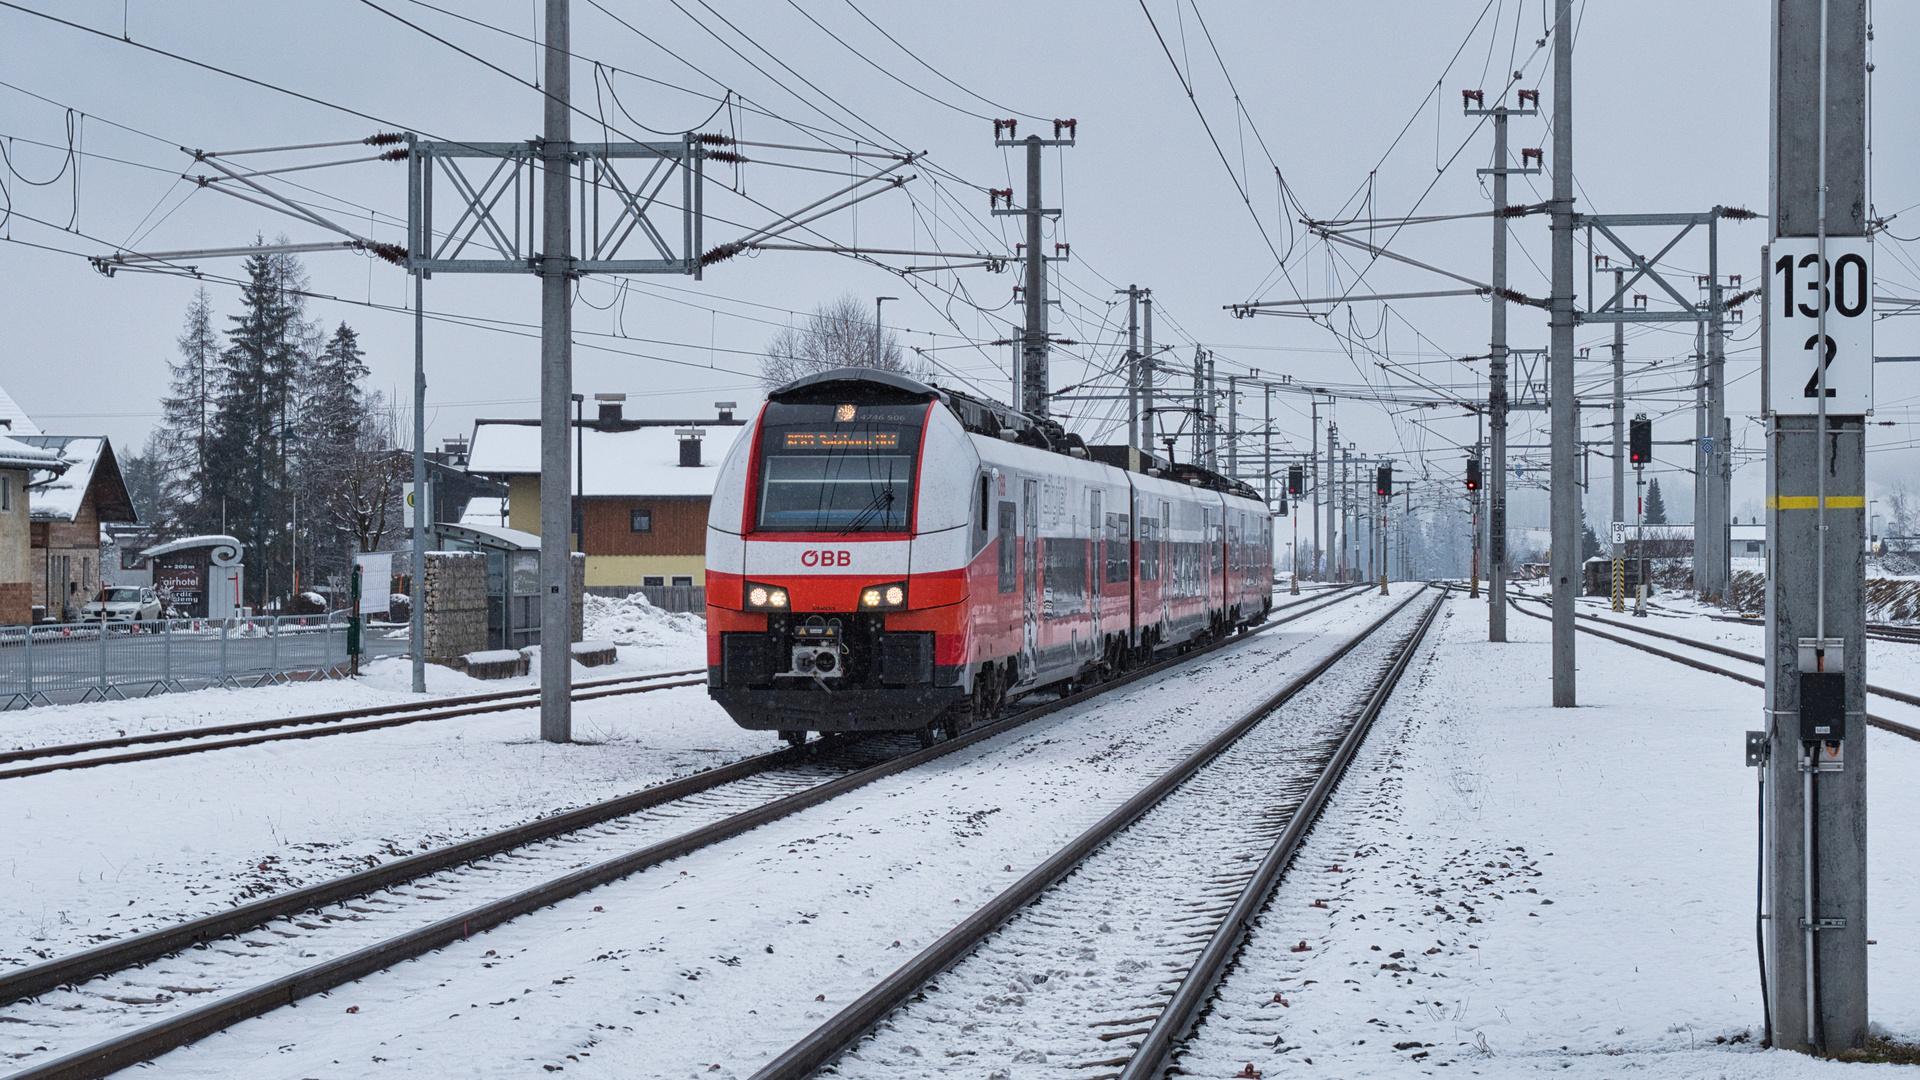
xmin=0 ymin=384 xmax=40 ymax=436
xmin=434 ymin=521 xmax=543 ymax=551
xmin=0 ymin=434 xmax=62 ymax=471
xmin=16 ymin=435 xmax=136 ymax=524
xmin=465 ymin=421 xmax=745 ymax=498
xmin=142 ymin=535 xmax=243 ymax=562
xmin=459 ymin=496 xmax=509 ymax=528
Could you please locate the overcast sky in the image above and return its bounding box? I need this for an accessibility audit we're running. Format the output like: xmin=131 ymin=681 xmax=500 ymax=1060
xmin=2 ymin=0 xmax=1916 ymax=534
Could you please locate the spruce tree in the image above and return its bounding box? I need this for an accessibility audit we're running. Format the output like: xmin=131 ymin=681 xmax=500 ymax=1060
xmin=154 ymin=287 xmax=222 ymax=536
xmin=207 ymin=243 xmax=311 ymax=606
xmin=293 ymin=323 xmax=372 ymax=587
xmin=1645 ymin=478 xmax=1669 ymax=525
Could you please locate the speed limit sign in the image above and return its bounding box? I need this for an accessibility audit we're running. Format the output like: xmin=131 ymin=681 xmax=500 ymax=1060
xmin=1764 ymin=236 xmax=1874 ymax=415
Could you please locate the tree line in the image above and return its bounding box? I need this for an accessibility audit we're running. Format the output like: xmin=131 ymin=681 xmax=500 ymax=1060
xmin=122 ymin=244 xmax=407 ymax=609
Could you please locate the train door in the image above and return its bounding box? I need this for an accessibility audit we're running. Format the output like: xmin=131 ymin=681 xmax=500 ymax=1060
xmin=1020 ymin=478 xmax=1039 ymax=684
xmin=1088 ymin=489 xmax=1103 ymax=659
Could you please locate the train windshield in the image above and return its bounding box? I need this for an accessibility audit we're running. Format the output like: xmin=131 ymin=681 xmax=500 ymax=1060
xmin=756 ymin=402 xmax=925 ymax=532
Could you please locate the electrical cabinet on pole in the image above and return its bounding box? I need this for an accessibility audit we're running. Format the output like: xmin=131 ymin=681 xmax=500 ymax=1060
xmin=1548 ymin=0 xmax=1578 ymax=706
xmin=992 ymin=127 xmax=1075 ymax=419
xmin=1761 ymin=0 xmax=1870 ymax=1053
xmin=1465 ymin=87 xmax=1537 ymax=642
xmin=537 ymin=0 xmax=574 ymax=741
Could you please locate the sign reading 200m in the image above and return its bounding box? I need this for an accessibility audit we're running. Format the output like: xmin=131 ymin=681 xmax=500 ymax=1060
xmin=1766 ymin=236 xmax=1874 ymax=415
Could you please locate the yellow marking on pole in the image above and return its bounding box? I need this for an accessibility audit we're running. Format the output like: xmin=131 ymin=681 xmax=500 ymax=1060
xmin=1766 ymin=495 xmax=1865 ymax=510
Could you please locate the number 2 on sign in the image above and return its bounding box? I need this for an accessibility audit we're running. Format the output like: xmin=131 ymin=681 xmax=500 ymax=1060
xmin=1803 ymin=334 xmax=1838 ymax=398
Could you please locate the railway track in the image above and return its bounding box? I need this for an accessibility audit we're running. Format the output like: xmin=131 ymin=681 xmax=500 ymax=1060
xmin=1608 ymin=596 xmax=1920 ymax=646
xmin=1506 ymin=596 xmax=1920 ymax=741
xmin=0 ymin=585 xmax=1374 ymax=1080
xmin=751 ymin=586 xmax=1443 ymax=1080
xmin=0 ymin=668 xmax=708 ymax=781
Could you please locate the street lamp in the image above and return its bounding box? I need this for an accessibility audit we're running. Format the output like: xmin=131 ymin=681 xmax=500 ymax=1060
xmin=874 ymin=296 xmax=898 ymax=367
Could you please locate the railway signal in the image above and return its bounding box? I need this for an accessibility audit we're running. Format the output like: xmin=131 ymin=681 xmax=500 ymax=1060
xmin=1287 ymin=464 xmax=1304 ymax=497
xmin=1375 ymin=464 xmax=1392 ymax=498
xmin=1465 ymin=456 xmax=1482 ymax=492
xmin=1629 ymin=416 xmax=1653 ymax=465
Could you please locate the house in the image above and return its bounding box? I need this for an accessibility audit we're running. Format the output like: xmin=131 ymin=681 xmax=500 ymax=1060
xmin=463 ymin=397 xmax=745 ymax=591
xmin=0 ymin=435 xmax=65 ymax=625
xmin=18 ymin=435 xmax=138 ymax=621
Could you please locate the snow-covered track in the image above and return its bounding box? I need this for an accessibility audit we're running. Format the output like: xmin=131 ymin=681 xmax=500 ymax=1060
xmin=1504 ymin=595 xmax=1920 ymax=741
xmin=750 ymin=585 xmax=1441 ymax=1080
xmin=2 ymin=587 xmax=1370 ymax=1080
xmin=0 ymin=668 xmax=705 ymax=780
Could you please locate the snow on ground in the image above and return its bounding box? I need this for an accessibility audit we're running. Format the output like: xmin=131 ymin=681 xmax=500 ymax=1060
xmin=1176 ymin=594 xmax=1920 ymax=1078
xmin=0 ymin=599 xmax=724 ymax=964
xmin=69 ymin=592 xmax=1406 ymax=1079
xmin=0 ymin=592 xmax=707 ymax=755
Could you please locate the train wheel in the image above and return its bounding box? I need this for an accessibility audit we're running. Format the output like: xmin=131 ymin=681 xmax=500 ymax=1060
xmin=916 ymin=724 xmax=944 ymax=749
xmin=778 ymin=729 xmax=809 ymax=749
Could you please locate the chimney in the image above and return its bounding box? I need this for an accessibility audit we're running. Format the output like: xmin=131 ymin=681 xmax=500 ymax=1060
xmin=715 ymin=400 xmax=737 ymax=423
xmin=676 ymin=427 xmax=704 ymax=467
xmin=595 ymin=392 xmax=626 ymax=428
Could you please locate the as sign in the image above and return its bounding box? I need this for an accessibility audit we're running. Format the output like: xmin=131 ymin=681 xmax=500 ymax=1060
xmin=1765 ymin=237 xmax=1873 ymax=415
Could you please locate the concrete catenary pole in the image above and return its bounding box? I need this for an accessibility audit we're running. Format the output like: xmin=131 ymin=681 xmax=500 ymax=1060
xmin=1325 ymin=418 xmax=1337 ymax=582
xmin=1140 ymin=293 xmax=1155 ymax=458
xmin=1547 ymin=0 xmax=1578 ymax=706
xmin=1020 ymin=134 xmax=1049 ymax=419
xmin=1702 ymin=216 xmax=1730 ymax=599
xmin=1764 ymin=0 xmax=1869 ymax=1052
xmin=1611 ymin=269 xmax=1627 ymax=532
xmin=1125 ymin=286 xmax=1140 ymax=469
xmin=410 ymin=270 xmax=426 ymax=694
xmin=1311 ymin=400 xmax=1322 ymax=578
xmin=1488 ymin=101 xmax=1514 ymax=641
xmin=538 ymin=0 xmax=574 ymax=742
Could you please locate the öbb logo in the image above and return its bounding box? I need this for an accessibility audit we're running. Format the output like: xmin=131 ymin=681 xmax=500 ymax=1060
xmin=800 ymin=549 xmax=851 ymax=568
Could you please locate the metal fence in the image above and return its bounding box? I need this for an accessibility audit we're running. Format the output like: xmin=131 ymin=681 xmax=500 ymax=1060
xmin=583 ymin=585 xmax=707 ymax=613
xmin=0 ymin=613 xmax=403 ymax=709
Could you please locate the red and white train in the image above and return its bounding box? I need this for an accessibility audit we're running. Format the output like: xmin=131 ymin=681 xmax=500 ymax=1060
xmin=705 ymin=368 xmax=1274 ymax=743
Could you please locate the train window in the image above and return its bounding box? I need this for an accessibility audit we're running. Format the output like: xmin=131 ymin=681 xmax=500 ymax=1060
xmin=754 ymin=401 xmax=925 ymax=532
xmin=1106 ymin=513 xmax=1129 ymax=583
xmin=997 ymin=501 xmax=1017 ymax=593
xmin=977 ymin=475 xmax=990 ymax=533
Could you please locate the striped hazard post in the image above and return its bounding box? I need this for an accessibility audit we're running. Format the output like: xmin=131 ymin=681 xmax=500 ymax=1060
xmin=1610 ymin=521 xmax=1626 ymax=613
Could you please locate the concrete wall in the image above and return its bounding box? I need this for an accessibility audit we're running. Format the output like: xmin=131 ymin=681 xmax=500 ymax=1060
xmin=423 ymin=550 xmax=488 ymax=664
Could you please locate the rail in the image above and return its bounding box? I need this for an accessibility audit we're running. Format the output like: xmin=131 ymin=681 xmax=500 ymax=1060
xmin=3 ymin=586 xmax=1376 ymax=1080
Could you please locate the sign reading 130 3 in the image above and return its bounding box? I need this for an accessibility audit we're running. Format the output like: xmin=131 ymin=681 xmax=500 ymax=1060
xmin=1765 ymin=236 xmax=1874 ymax=415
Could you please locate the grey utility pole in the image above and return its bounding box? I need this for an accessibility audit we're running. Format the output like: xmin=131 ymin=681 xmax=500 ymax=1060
xmin=1325 ymin=421 xmax=1337 ymax=581
xmin=1226 ymin=375 xmax=1240 ymax=481
xmin=1311 ymin=401 xmax=1322 ymax=579
xmin=1466 ymin=88 xmax=1537 ymax=642
xmin=1762 ymin=0 xmax=1870 ymax=1053
xmin=1141 ymin=293 xmax=1155 ymax=456
xmin=1611 ymin=268 xmax=1627 ymax=533
xmin=1205 ymin=351 xmax=1218 ymax=469
xmin=874 ymin=296 xmax=897 ymax=366
xmin=1192 ymin=347 xmax=1206 ymax=467
xmin=991 ymin=126 xmax=1074 ymax=418
xmin=1124 ymin=286 xmax=1141 ymax=470
xmin=538 ymin=0 xmax=574 ymax=743
xmin=1547 ymin=0 xmax=1578 ymax=707
xmin=1020 ymin=136 xmax=1048 ymax=418
xmin=409 ymin=266 xmax=427 ymax=694
xmin=1694 ymin=320 xmax=1709 ymax=569
xmin=1700 ymin=217 xmax=1731 ymax=600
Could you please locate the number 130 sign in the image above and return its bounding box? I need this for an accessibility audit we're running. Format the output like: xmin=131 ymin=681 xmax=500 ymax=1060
xmin=1765 ymin=236 xmax=1874 ymax=415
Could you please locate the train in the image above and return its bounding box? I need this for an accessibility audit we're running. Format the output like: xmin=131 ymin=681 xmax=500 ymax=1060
xmin=704 ymin=367 xmax=1275 ymax=744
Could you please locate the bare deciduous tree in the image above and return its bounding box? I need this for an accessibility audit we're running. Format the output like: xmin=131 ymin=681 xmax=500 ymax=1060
xmin=761 ymin=293 xmax=923 ymax=389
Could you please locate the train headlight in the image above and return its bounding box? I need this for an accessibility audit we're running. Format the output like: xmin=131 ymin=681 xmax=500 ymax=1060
xmin=745 ymin=582 xmax=789 ymax=609
xmin=860 ymin=581 xmax=908 ymax=609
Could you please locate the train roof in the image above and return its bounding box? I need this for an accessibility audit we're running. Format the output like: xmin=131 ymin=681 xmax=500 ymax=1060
xmin=768 ymin=368 xmax=1261 ymax=501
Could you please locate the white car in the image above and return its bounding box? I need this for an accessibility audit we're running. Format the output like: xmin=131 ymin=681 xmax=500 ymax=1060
xmin=84 ymin=586 xmax=163 ymax=623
